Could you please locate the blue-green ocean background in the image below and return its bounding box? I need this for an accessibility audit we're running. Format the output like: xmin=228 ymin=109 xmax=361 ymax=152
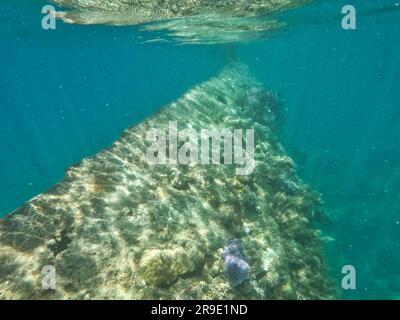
xmin=0 ymin=0 xmax=399 ymax=299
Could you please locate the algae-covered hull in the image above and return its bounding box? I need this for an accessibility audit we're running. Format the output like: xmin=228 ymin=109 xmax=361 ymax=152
xmin=0 ymin=64 xmax=336 ymax=299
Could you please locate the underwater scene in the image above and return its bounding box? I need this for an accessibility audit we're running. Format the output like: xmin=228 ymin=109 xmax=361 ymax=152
xmin=0 ymin=0 xmax=399 ymax=300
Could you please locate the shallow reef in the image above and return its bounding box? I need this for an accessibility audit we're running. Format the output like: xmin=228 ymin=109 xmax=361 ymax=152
xmin=0 ymin=63 xmax=336 ymax=299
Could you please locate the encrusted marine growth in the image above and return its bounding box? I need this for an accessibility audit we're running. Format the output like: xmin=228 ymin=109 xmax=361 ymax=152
xmin=0 ymin=63 xmax=336 ymax=300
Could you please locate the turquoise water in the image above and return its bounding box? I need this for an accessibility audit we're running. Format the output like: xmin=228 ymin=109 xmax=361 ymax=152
xmin=0 ymin=0 xmax=399 ymax=299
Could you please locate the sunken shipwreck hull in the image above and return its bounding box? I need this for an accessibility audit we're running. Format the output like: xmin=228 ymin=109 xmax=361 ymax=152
xmin=0 ymin=63 xmax=336 ymax=299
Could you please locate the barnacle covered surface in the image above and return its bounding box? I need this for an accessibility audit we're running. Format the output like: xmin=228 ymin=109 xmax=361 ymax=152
xmin=0 ymin=63 xmax=336 ymax=299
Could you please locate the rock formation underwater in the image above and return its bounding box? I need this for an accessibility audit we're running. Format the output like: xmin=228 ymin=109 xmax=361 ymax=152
xmin=0 ymin=63 xmax=336 ymax=299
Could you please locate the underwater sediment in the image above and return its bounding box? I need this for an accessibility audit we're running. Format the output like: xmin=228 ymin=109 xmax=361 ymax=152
xmin=0 ymin=63 xmax=336 ymax=299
